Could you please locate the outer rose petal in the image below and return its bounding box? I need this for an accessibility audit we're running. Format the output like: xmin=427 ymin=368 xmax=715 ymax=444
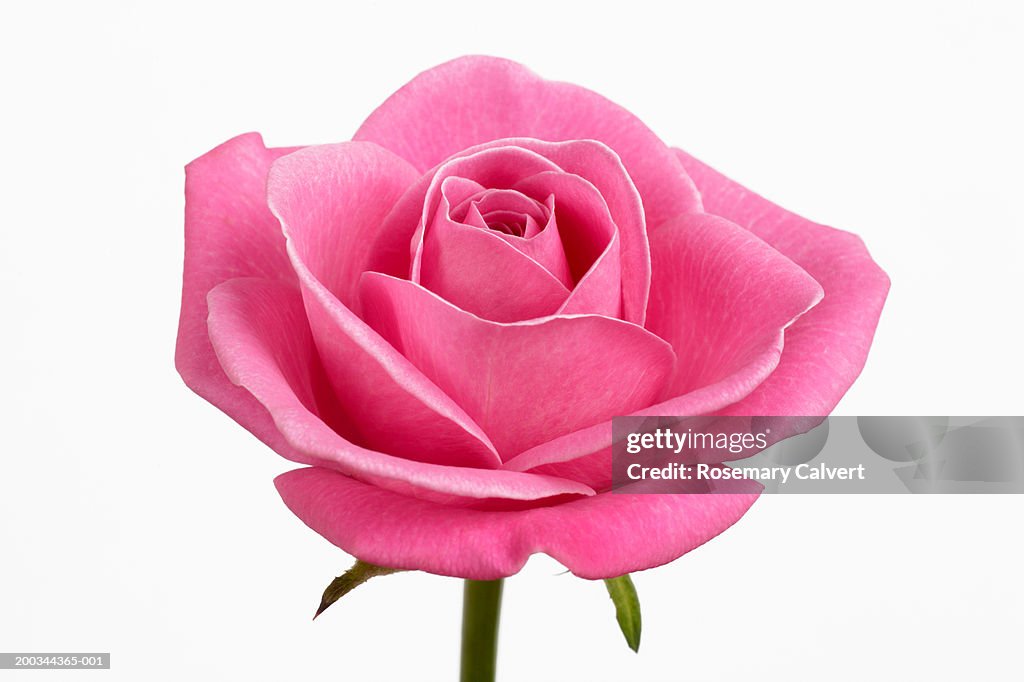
xmin=208 ymin=277 xmax=595 ymax=502
xmin=267 ymin=142 xmax=420 ymax=308
xmin=354 ymin=56 xmax=701 ymax=230
xmin=175 ymin=133 xmax=304 ymax=460
xmin=268 ymin=142 xmax=504 ymax=469
xmin=673 ymin=150 xmax=890 ymax=415
xmin=646 ymin=213 xmax=823 ymax=397
xmin=276 ymin=467 xmax=758 ymax=580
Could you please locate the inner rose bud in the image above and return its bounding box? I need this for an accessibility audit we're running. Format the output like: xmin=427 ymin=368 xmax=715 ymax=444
xmin=445 ymin=183 xmax=571 ymax=289
xmin=404 ymin=141 xmax=635 ymax=323
xmin=449 ymin=187 xmax=547 ymax=237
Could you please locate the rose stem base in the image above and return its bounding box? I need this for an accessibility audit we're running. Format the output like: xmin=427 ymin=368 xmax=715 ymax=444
xmin=460 ymin=579 xmax=504 ymax=682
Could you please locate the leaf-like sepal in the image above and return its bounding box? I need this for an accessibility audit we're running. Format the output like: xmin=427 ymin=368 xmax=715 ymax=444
xmin=314 ymin=560 xmax=402 ymax=619
xmin=604 ymin=574 xmax=641 ymax=652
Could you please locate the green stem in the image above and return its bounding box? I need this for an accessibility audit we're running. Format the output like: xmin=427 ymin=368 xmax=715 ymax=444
xmin=460 ymin=579 xmax=504 ymax=682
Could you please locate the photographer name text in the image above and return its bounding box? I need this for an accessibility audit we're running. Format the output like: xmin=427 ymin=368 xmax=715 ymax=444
xmin=625 ymin=462 xmax=866 ymax=483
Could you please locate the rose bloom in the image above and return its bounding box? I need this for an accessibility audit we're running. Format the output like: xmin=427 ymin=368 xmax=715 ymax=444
xmin=176 ymin=57 xmax=888 ymax=579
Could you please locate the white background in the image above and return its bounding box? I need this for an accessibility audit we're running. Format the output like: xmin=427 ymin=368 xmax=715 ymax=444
xmin=2 ymin=1 xmax=1022 ymax=680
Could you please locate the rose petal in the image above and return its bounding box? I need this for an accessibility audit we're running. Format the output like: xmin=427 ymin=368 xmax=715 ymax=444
xmin=437 ymin=176 xmax=486 ymax=211
xmin=176 ymin=133 xmax=305 ymax=460
xmin=358 ymin=273 xmax=676 ymax=460
xmin=266 ymin=142 xmax=419 ymax=308
xmin=514 ymin=170 xmax=621 ymax=318
xmin=646 ymin=212 xmax=824 ymax=396
xmin=267 ymin=143 xmax=503 ymax=468
xmin=354 ymin=56 xmax=702 ymax=232
xmin=208 ymin=277 xmax=594 ymax=502
xmin=276 ymin=466 xmax=758 ymax=580
xmin=674 ymin=149 xmax=890 ymax=415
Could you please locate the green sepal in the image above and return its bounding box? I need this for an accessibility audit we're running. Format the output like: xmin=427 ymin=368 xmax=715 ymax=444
xmin=314 ymin=560 xmax=402 ymax=619
xmin=603 ymin=574 xmax=641 ymax=652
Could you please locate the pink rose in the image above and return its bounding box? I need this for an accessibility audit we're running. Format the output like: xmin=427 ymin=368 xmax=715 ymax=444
xmin=176 ymin=56 xmax=888 ymax=579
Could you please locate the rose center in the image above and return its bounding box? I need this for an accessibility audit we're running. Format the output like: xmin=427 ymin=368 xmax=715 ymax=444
xmin=451 ymin=188 xmax=549 ymax=240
